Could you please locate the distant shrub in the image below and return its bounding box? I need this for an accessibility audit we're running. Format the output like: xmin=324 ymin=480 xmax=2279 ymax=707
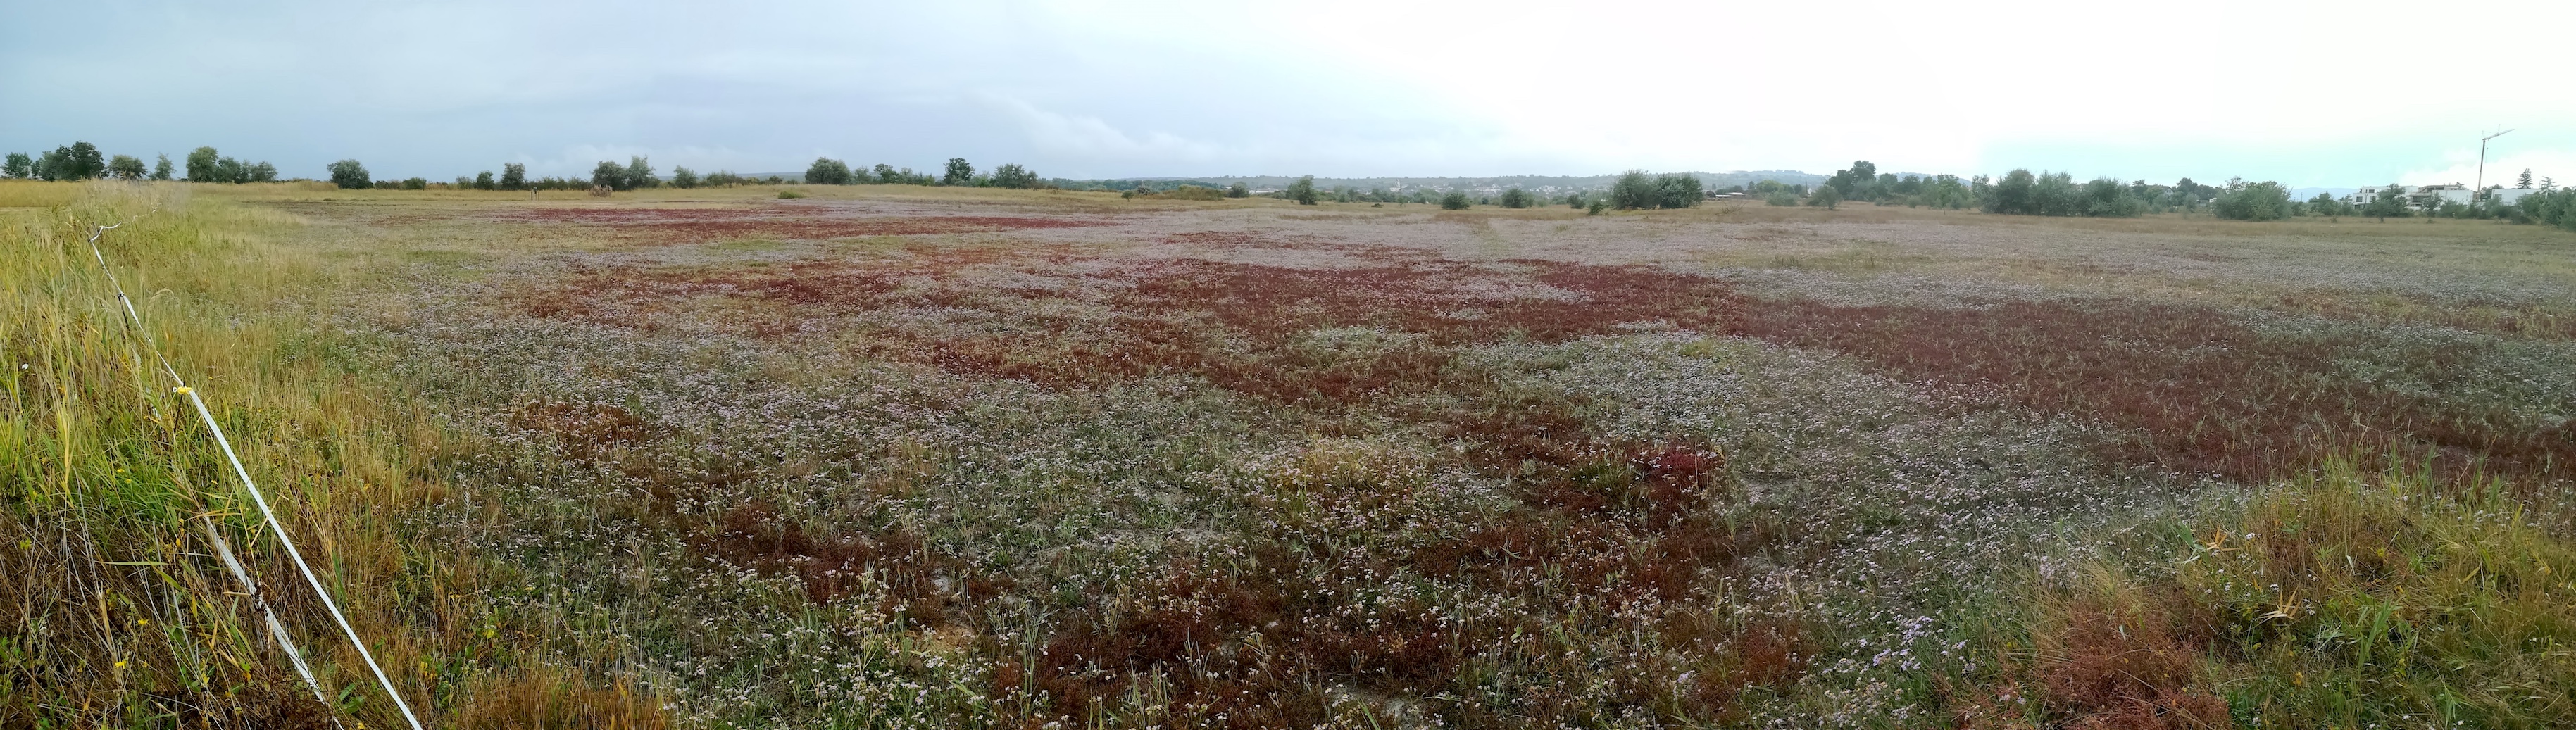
xmin=1226 ymin=182 xmax=1251 ymax=199
xmin=670 ymin=166 xmax=699 ymax=189
xmin=1162 ymin=184 xmax=1225 ymax=201
xmin=623 ymin=156 xmax=656 ymax=189
xmin=1287 ymin=176 xmax=1319 ymax=205
xmin=400 ymin=177 xmax=428 ymax=190
xmin=2514 ymin=188 xmax=2576 ymax=231
xmin=499 ymin=163 xmax=526 ymax=189
xmin=1806 ymin=184 xmax=1841 ymax=210
xmin=777 ymin=189 xmax=807 ymax=199
xmin=1498 ymin=187 xmax=1534 ymax=208
xmin=106 ymin=154 xmax=146 ymax=180
xmin=806 ymin=158 xmax=853 ymax=185
xmin=35 ymin=142 xmax=106 ymax=181
xmin=942 ymin=158 xmax=975 ymax=185
xmin=1438 ymin=191 xmax=1470 ymax=210
xmin=150 ymin=153 xmax=173 ymax=180
xmin=2210 ymin=179 xmax=2291 ymax=221
xmin=591 ymin=160 xmax=626 ymax=190
xmin=2 ymin=152 xmax=30 ymax=178
xmin=327 ymin=159 xmax=370 ymax=189
xmin=1765 ymin=191 xmax=1799 ymax=206
xmin=1565 ymin=192 xmax=1585 ymax=208
xmin=473 ymin=170 xmax=496 ymax=190
xmin=989 ymin=163 xmax=1040 ymax=189
xmin=1585 ymin=198 xmax=1606 ymax=215
xmin=2080 ymin=177 xmax=2144 ymax=217
xmin=1611 ymin=170 xmax=1703 ymax=209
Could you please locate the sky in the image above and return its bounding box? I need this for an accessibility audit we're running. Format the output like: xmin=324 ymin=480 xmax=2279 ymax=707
xmin=5 ymin=1 xmax=2571 ymax=188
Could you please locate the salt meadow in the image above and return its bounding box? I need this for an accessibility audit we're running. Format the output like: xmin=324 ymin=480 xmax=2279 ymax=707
xmin=8 ymin=180 xmax=2576 ymax=728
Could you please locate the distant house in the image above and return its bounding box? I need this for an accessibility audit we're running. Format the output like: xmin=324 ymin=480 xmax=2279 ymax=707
xmin=2346 ymin=183 xmax=2489 ymax=210
xmin=2491 ymin=187 xmax=2543 ymax=206
xmin=2347 ymin=185 xmax=2407 ymax=206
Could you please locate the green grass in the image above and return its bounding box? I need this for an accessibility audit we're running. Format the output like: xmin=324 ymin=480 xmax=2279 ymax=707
xmin=1971 ymin=460 xmax=2576 ymax=728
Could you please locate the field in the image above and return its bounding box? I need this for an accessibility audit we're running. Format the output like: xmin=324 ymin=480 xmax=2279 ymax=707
xmin=8 ymin=180 xmax=2576 ymax=729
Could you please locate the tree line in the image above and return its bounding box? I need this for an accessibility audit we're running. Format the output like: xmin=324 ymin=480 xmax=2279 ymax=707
xmin=2 ymin=142 xmax=278 ymax=184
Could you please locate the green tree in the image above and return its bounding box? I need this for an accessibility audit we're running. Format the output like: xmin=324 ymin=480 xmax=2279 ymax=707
xmin=2 ymin=153 xmax=29 ymax=178
xmin=806 ymin=157 xmax=852 ymax=184
xmin=591 ymin=160 xmax=626 ymax=190
xmin=41 ymin=142 xmax=107 ymax=181
xmin=670 ymin=166 xmax=699 ymax=189
xmin=1586 ymin=198 xmax=1607 ymax=215
xmin=1287 ymin=176 xmax=1318 ymax=205
xmin=2361 ymin=184 xmax=2411 ymax=221
xmin=942 ymin=158 xmax=975 ymax=185
xmin=474 ymin=170 xmax=496 ymax=189
xmin=1806 ymin=184 xmax=1841 ymax=210
xmin=873 ymin=163 xmax=899 ymax=184
xmin=247 ymin=162 xmax=276 ymax=182
xmin=150 ymin=154 xmax=173 ymax=180
xmin=327 ymin=159 xmax=370 ymax=189
xmin=2518 ymin=169 xmax=2533 ymax=189
xmin=500 ymin=163 xmax=526 ymax=190
xmin=186 ymin=147 xmax=220 ymax=182
xmin=1225 ymin=182 xmax=1251 ymax=199
xmin=2210 ymin=179 xmax=2291 ymax=220
xmin=623 ymin=156 xmax=656 ymax=189
xmin=1826 ymin=161 xmax=1880 ymax=202
xmin=106 ymin=154 xmax=147 ymax=180
xmin=1498 ymin=188 xmax=1533 ymax=208
xmin=1608 ymin=170 xmax=1656 ymax=209
xmin=1565 ymin=192 xmax=1586 ymax=208
xmin=989 ymin=163 xmax=1039 ymax=189
xmin=1652 ymin=175 xmax=1703 ymax=208
xmin=1439 ymin=191 xmax=1471 ymax=210
xmin=401 ymin=177 xmax=428 ymax=190
xmin=1984 ymin=170 xmax=2037 ymax=214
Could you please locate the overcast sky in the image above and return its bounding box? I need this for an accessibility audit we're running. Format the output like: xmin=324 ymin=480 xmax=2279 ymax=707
xmin=6 ymin=1 xmax=2570 ymax=187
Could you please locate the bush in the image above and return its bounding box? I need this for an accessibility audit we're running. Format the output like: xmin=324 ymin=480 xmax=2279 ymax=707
xmin=1498 ymin=188 xmax=1533 ymax=208
xmin=400 ymin=177 xmax=428 ymax=190
xmin=186 ymin=147 xmax=221 ymax=182
xmin=1438 ymin=191 xmax=1470 ymax=210
xmin=777 ymin=189 xmax=807 ymax=199
xmin=150 ymin=154 xmax=173 ymax=181
xmin=591 ymin=161 xmax=626 ymax=191
xmin=2361 ymin=183 xmax=2412 ymax=220
xmin=1287 ymin=176 xmax=1318 ymax=205
xmin=2079 ymin=177 xmax=2144 ymax=218
xmin=806 ymin=158 xmax=852 ymax=185
xmin=1160 ymin=185 xmax=1225 ymax=201
xmin=2 ymin=152 xmax=30 ymax=178
xmin=327 ymin=159 xmax=370 ymax=189
xmin=1765 ymin=191 xmax=1799 ymax=206
xmin=106 ymin=155 xmax=146 ymax=180
xmin=942 ymin=158 xmax=974 ymax=186
xmin=35 ymin=142 xmax=106 ymax=181
xmin=989 ymin=163 xmax=1039 ymax=189
xmin=1225 ymin=182 xmax=1251 ymax=199
xmin=1806 ymin=184 xmax=1841 ymax=210
xmin=1585 ymin=198 xmax=1606 ymax=215
xmin=669 ymin=167 xmax=699 ymax=189
xmin=2210 ymin=179 xmax=2292 ymax=221
xmin=1611 ymin=170 xmax=1703 ymax=209
xmin=622 ymin=156 xmax=657 ymax=189
xmin=500 ymin=163 xmax=526 ymax=190
xmin=2513 ymin=189 xmax=2576 ymax=231
xmin=473 ymin=170 xmax=496 ymax=190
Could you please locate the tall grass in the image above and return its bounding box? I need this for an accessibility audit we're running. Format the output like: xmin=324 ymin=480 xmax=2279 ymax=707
xmin=1972 ymin=460 xmax=2576 ymax=728
xmin=0 ymin=182 xmax=660 ymax=728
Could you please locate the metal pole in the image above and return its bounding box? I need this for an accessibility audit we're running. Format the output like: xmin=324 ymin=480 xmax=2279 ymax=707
xmin=2479 ymin=128 xmax=2514 ymax=201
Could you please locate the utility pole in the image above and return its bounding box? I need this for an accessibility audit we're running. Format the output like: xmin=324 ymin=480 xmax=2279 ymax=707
xmin=2478 ymin=127 xmax=2514 ymax=200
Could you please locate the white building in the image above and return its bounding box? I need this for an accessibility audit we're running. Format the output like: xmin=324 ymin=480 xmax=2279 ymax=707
xmin=2491 ymin=187 xmax=2545 ymax=206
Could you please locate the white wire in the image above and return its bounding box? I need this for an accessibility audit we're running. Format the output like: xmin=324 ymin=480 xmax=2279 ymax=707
xmin=82 ymin=217 xmax=428 ymax=730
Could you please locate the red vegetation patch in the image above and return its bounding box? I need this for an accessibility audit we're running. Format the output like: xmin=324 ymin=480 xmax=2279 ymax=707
xmin=1732 ymin=297 xmax=2576 ymax=486
xmin=508 ymin=206 xmax=1108 ymax=244
xmin=2037 ymin=600 xmax=2231 ymax=730
xmin=700 ymin=504 xmax=1005 ymax=622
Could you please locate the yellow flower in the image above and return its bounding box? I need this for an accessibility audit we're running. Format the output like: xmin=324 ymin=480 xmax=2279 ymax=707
xmin=172 ymin=386 xmax=193 ymax=395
